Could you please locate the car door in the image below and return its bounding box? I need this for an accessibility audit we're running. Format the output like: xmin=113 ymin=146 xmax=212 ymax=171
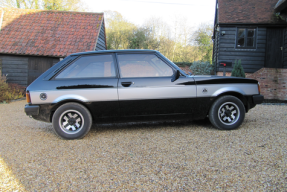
xmin=53 ymin=53 xmax=119 ymax=118
xmin=116 ymin=53 xmax=197 ymax=116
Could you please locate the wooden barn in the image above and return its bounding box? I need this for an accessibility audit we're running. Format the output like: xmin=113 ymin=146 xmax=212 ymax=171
xmin=0 ymin=7 xmax=107 ymax=87
xmin=213 ymin=0 xmax=287 ymax=100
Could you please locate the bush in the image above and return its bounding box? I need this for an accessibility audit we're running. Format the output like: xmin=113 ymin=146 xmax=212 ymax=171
xmin=0 ymin=75 xmax=25 ymax=103
xmin=231 ymin=59 xmax=245 ymax=78
xmin=189 ymin=61 xmax=214 ymax=75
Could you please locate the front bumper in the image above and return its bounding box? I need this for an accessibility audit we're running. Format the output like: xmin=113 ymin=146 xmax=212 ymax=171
xmin=253 ymin=94 xmax=264 ymax=104
xmin=25 ymin=104 xmax=39 ymax=116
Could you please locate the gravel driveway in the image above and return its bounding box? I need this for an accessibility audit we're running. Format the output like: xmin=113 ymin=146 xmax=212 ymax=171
xmin=0 ymin=100 xmax=286 ymax=191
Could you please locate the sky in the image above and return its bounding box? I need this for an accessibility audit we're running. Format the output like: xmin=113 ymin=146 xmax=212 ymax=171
xmin=84 ymin=0 xmax=216 ymax=29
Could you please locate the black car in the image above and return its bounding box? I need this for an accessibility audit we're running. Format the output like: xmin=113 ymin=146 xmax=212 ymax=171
xmin=25 ymin=50 xmax=263 ymax=139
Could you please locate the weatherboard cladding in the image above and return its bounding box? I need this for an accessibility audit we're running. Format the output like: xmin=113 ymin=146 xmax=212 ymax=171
xmin=0 ymin=54 xmax=60 ymax=86
xmin=275 ymin=0 xmax=287 ymax=12
xmin=217 ymin=27 xmax=267 ymax=73
xmin=0 ymin=55 xmax=28 ymax=86
xmin=218 ymin=0 xmax=279 ymax=24
xmin=0 ymin=7 xmax=104 ymax=57
xmin=276 ymin=0 xmax=285 ymax=8
xmin=95 ymin=21 xmax=107 ymax=51
xmin=284 ymin=28 xmax=287 ymax=68
xmin=213 ymin=31 xmax=220 ymax=73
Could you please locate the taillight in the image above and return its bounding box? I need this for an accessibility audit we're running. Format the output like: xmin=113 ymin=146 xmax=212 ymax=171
xmin=26 ymin=91 xmax=31 ymax=104
xmin=257 ymin=83 xmax=261 ymax=94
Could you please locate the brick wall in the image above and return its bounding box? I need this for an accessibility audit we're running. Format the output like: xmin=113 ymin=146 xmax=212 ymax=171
xmin=217 ymin=68 xmax=287 ymax=100
xmin=216 ymin=72 xmax=232 ymax=76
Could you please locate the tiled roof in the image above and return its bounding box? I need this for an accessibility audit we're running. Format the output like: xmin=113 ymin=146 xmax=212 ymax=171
xmin=218 ymin=0 xmax=279 ymax=24
xmin=0 ymin=7 xmax=104 ymax=57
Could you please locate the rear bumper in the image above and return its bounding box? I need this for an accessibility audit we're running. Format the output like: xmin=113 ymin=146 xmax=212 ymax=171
xmin=253 ymin=94 xmax=264 ymax=104
xmin=25 ymin=104 xmax=39 ymax=116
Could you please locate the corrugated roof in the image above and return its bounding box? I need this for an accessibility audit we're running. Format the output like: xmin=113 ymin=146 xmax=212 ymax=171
xmin=218 ymin=0 xmax=279 ymax=24
xmin=0 ymin=7 xmax=104 ymax=57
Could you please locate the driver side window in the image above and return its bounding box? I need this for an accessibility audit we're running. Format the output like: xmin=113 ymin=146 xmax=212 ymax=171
xmin=117 ymin=54 xmax=173 ymax=78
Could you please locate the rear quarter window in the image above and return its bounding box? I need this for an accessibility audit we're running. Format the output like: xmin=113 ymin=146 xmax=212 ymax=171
xmin=56 ymin=54 xmax=116 ymax=79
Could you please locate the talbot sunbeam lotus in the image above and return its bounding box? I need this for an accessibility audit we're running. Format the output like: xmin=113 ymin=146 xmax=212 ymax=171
xmin=24 ymin=50 xmax=264 ymax=139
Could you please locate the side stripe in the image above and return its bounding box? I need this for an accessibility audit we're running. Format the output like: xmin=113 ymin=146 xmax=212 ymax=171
xmin=30 ymin=83 xmax=259 ymax=104
xmin=30 ymin=88 xmax=118 ymax=104
xmin=195 ymin=78 xmax=258 ymax=85
xmin=197 ymin=84 xmax=259 ymax=97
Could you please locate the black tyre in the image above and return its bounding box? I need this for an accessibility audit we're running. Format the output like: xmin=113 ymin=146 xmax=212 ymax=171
xmin=52 ymin=102 xmax=92 ymax=139
xmin=209 ymin=95 xmax=245 ymax=130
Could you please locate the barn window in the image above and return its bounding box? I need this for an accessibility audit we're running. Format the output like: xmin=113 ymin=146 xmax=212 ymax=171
xmin=236 ymin=28 xmax=256 ymax=49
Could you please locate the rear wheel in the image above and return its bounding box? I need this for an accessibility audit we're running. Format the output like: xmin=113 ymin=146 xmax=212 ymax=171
xmin=209 ymin=95 xmax=245 ymax=130
xmin=52 ymin=102 xmax=92 ymax=139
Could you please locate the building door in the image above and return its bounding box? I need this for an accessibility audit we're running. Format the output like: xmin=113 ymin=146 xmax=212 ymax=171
xmin=28 ymin=57 xmax=59 ymax=85
xmin=265 ymin=28 xmax=284 ymax=68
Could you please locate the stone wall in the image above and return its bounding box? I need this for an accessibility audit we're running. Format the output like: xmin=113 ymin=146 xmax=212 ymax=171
xmin=217 ymin=68 xmax=287 ymax=100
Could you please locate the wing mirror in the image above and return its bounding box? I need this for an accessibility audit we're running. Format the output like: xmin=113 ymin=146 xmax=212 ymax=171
xmin=171 ymin=70 xmax=180 ymax=82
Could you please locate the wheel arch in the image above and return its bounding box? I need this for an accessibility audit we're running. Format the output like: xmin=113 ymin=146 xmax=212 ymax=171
xmin=208 ymin=94 xmax=246 ymax=130
xmin=50 ymin=99 xmax=93 ymax=122
xmin=211 ymin=91 xmax=249 ymax=113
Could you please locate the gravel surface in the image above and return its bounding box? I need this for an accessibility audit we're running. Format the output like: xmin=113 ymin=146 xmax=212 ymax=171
xmin=0 ymin=100 xmax=286 ymax=191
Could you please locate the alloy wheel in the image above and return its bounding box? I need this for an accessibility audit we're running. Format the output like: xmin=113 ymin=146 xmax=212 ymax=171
xmin=218 ymin=102 xmax=240 ymax=126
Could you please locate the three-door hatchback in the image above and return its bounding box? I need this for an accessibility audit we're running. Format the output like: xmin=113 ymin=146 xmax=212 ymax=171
xmin=25 ymin=50 xmax=264 ymax=139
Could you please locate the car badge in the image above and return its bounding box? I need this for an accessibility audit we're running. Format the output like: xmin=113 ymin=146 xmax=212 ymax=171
xmin=40 ymin=93 xmax=47 ymax=100
xmin=203 ymin=88 xmax=208 ymax=93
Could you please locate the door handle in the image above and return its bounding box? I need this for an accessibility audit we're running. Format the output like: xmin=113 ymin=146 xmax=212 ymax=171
xmin=121 ymin=82 xmax=134 ymax=87
xmin=281 ymin=47 xmax=283 ymax=51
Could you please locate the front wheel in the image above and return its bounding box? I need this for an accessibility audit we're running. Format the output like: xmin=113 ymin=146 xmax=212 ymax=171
xmin=52 ymin=102 xmax=92 ymax=139
xmin=209 ymin=96 xmax=245 ymax=130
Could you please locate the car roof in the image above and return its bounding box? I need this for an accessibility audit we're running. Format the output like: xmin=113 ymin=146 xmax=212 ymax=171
xmin=68 ymin=49 xmax=188 ymax=76
xmin=70 ymin=49 xmax=158 ymax=56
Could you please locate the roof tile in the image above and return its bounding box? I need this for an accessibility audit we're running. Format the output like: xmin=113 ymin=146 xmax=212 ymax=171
xmin=218 ymin=0 xmax=280 ymax=24
xmin=0 ymin=7 xmax=104 ymax=57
